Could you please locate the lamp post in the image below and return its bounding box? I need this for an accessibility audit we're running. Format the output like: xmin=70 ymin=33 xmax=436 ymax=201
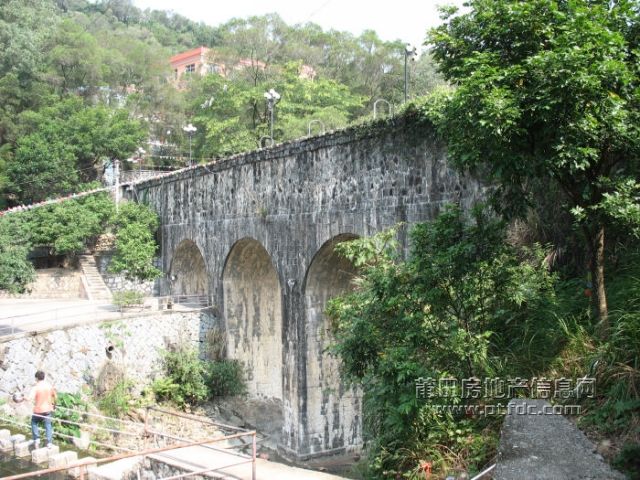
xmin=183 ymin=123 xmax=197 ymax=166
xmin=264 ymin=89 xmax=281 ymax=142
xmin=404 ymin=44 xmax=417 ymax=103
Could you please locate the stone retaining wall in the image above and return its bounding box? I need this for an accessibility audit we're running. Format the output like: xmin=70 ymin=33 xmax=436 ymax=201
xmin=0 ymin=269 xmax=85 ymax=300
xmin=94 ymin=253 xmax=160 ymax=296
xmin=0 ymin=310 xmax=216 ymax=402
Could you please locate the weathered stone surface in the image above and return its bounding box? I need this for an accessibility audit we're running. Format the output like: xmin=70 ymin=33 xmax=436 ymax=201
xmin=0 ymin=311 xmax=215 ymax=400
xmin=10 ymin=433 xmax=25 ymax=444
xmin=0 ymin=428 xmax=9 ymax=439
xmin=69 ymin=456 xmax=98 ymax=479
xmin=14 ymin=440 xmax=32 ymax=457
xmin=0 ymin=437 xmax=12 ymax=451
xmin=494 ymin=399 xmax=624 ymax=480
xmin=87 ymin=455 xmax=143 ymax=480
xmin=0 ymin=269 xmax=83 ymax=300
xmin=49 ymin=450 xmax=77 ymax=468
xmin=127 ymin=116 xmax=484 ymax=458
xmin=31 ymin=444 xmax=60 ymax=463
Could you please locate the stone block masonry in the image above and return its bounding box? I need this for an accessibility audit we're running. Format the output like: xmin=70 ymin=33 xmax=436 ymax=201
xmin=128 ymin=113 xmax=486 ymax=459
xmin=0 ymin=310 xmax=216 ymax=401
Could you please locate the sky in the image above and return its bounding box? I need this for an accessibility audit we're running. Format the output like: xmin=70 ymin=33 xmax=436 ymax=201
xmin=131 ymin=0 xmax=460 ymax=52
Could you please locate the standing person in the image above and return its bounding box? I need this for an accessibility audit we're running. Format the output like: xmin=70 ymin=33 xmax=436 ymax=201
xmin=28 ymin=371 xmax=57 ymax=448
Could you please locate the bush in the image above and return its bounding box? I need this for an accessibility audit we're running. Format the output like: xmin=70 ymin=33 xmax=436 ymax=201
xmin=327 ymin=205 xmax=557 ymax=477
xmin=98 ymin=379 xmax=135 ymax=418
xmin=53 ymin=392 xmax=87 ymax=439
xmin=0 ymin=215 xmax=35 ymax=293
xmin=112 ymin=290 xmax=144 ymax=308
xmin=206 ymin=360 xmax=246 ymax=397
xmin=109 ymin=202 xmax=162 ymax=281
xmin=153 ymin=346 xmax=208 ymax=408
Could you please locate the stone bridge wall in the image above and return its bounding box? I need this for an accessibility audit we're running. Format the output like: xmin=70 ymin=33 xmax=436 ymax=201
xmin=127 ymin=114 xmax=484 ymax=459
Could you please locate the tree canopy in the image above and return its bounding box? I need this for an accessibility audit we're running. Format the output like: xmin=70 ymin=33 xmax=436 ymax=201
xmin=427 ymin=0 xmax=640 ymax=327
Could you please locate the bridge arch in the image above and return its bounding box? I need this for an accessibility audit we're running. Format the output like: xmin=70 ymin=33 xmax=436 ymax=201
xmin=169 ymin=239 xmax=209 ymax=298
xmin=222 ymin=237 xmax=283 ymax=400
xmin=303 ymin=233 xmax=361 ymax=453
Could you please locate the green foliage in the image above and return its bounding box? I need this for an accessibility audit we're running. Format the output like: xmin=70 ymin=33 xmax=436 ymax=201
xmin=3 ymin=96 xmax=146 ymax=204
xmin=153 ymin=345 xmax=208 ymax=408
xmin=53 ymin=392 xmax=87 ymax=438
xmin=206 ymin=360 xmax=246 ymax=397
xmin=97 ymin=379 xmax=135 ymax=418
xmin=426 ymin=0 xmax=640 ymax=324
xmin=7 ymin=132 xmax=78 ymax=203
xmin=112 ymin=289 xmax=144 ymax=308
xmin=153 ymin=344 xmax=246 ymax=407
xmin=23 ymin=192 xmax=115 ymax=255
xmin=613 ymin=443 xmax=640 ymax=479
xmin=327 ymin=204 xmax=557 ymax=477
xmin=0 ymin=214 xmax=35 ymax=293
xmin=109 ymin=201 xmax=161 ymax=281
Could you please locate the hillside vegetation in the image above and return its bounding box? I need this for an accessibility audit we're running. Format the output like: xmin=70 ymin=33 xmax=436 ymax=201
xmin=0 ymin=0 xmax=442 ymax=208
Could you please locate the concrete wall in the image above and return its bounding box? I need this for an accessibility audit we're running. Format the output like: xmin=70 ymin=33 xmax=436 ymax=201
xmin=0 ymin=269 xmax=85 ymax=299
xmin=0 ymin=311 xmax=215 ymax=401
xmin=127 ymin=114 xmax=484 ymax=458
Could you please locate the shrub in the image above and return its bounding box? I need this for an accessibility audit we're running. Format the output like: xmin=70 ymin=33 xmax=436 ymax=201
xmin=97 ymin=379 xmax=135 ymax=418
xmin=112 ymin=290 xmax=144 ymax=308
xmin=327 ymin=205 xmax=557 ymax=477
xmin=109 ymin=202 xmax=162 ymax=281
xmin=153 ymin=345 xmax=208 ymax=408
xmin=206 ymin=360 xmax=246 ymax=397
xmin=53 ymin=392 xmax=87 ymax=439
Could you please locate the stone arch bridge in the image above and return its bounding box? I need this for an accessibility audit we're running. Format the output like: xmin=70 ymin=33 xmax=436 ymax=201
xmin=125 ymin=116 xmax=482 ymax=460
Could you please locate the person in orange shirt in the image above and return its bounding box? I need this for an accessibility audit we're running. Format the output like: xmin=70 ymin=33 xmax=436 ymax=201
xmin=28 ymin=370 xmax=57 ymax=448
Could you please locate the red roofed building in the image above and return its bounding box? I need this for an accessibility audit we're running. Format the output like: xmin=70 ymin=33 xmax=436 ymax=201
xmin=169 ymin=46 xmax=212 ymax=79
xmin=169 ymin=47 xmax=316 ymax=84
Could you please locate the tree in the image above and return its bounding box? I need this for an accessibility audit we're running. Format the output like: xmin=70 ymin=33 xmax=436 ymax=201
xmin=427 ymin=0 xmax=640 ymax=330
xmin=109 ymin=201 xmax=161 ymax=281
xmin=46 ymin=19 xmax=103 ymax=95
xmin=24 ymin=193 xmax=115 ymax=255
xmin=0 ymin=214 xmax=35 ymax=293
xmin=6 ymin=133 xmax=78 ymax=204
xmin=2 ymin=96 xmax=146 ymax=204
xmin=327 ymin=205 xmax=556 ymax=477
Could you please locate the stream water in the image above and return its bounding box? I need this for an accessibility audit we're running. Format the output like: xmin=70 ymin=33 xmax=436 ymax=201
xmin=0 ymin=424 xmax=70 ymax=479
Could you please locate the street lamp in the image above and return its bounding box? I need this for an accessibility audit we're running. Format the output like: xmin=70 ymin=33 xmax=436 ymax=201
xmin=264 ymin=88 xmax=281 ymax=142
xmin=183 ymin=123 xmax=197 ymax=167
xmin=404 ymin=44 xmax=417 ymax=103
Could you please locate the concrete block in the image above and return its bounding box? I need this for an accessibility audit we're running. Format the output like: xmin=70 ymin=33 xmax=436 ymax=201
xmin=49 ymin=450 xmax=77 ymax=468
xmin=0 ymin=437 xmax=13 ymax=452
xmin=10 ymin=433 xmax=25 ymax=444
xmin=0 ymin=428 xmax=10 ymax=439
xmin=14 ymin=440 xmax=31 ymax=457
xmin=31 ymin=444 xmax=59 ymax=464
xmin=69 ymin=456 xmax=98 ymax=479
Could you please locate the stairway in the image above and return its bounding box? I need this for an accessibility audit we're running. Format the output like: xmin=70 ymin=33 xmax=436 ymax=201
xmin=79 ymin=255 xmax=112 ymax=301
xmin=0 ymin=428 xmax=97 ymax=478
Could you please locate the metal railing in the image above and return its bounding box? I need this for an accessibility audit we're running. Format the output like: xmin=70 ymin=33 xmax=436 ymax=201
xmin=0 ymin=405 xmax=257 ymax=480
xmin=0 ymin=295 xmax=213 ymax=337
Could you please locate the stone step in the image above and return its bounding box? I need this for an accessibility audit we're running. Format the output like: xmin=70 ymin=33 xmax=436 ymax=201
xmin=69 ymin=456 xmax=98 ymax=479
xmin=49 ymin=450 xmax=77 ymax=468
xmin=14 ymin=440 xmax=32 ymax=457
xmin=32 ymin=444 xmax=60 ymax=464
